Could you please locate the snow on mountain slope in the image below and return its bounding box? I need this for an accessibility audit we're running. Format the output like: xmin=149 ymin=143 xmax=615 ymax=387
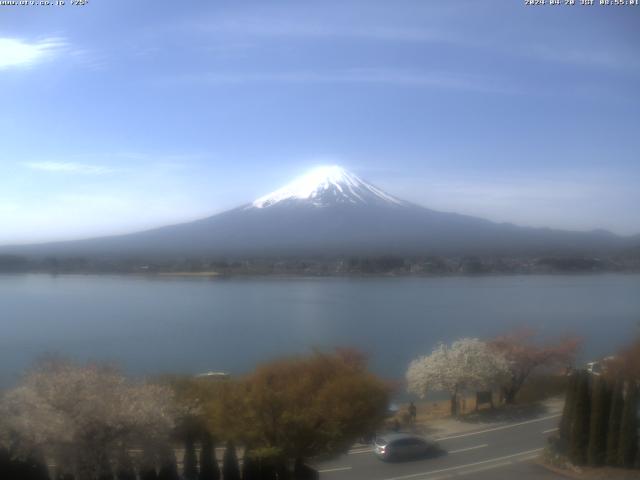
xmin=2 ymin=165 xmax=632 ymax=259
xmin=250 ymin=165 xmax=405 ymax=209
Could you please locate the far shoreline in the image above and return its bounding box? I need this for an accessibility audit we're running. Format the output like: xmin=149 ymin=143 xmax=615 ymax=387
xmin=2 ymin=269 xmax=640 ymax=280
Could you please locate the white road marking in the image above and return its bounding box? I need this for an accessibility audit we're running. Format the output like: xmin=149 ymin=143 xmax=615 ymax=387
xmin=381 ymin=448 xmax=543 ymax=480
xmin=453 ymin=460 xmax=513 ymax=476
xmin=447 ymin=443 xmax=488 ymax=454
xmin=425 ymin=457 xmax=538 ymax=480
xmin=347 ymin=448 xmax=374 ymax=455
xmin=344 ymin=414 xmax=560 ymax=456
xmin=542 ymin=427 xmax=558 ymax=434
xmin=318 ymin=466 xmax=353 ymax=473
xmin=435 ymin=414 xmax=561 ymax=441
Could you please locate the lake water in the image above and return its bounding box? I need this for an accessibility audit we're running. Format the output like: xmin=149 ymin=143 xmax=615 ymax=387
xmin=1 ymin=274 xmax=639 ymax=386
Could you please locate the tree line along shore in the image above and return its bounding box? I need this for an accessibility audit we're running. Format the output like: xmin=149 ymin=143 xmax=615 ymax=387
xmin=1 ymin=331 xmax=638 ymax=480
xmin=1 ymin=253 xmax=640 ymax=276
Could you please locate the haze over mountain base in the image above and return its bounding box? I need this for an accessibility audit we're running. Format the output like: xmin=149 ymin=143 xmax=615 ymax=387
xmin=1 ymin=167 xmax=639 ymax=269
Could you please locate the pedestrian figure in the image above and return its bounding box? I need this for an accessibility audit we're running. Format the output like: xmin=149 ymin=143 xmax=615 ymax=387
xmin=408 ymin=401 xmax=417 ymax=424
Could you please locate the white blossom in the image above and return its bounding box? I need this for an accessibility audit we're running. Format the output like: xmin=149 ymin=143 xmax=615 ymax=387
xmin=0 ymin=359 xmax=177 ymax=480
xmin=406 ymin=338 xmax=509 ymax=399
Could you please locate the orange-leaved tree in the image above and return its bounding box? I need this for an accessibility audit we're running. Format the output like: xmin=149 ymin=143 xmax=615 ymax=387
xmin=230 ymin=349 xmax=390 ymax=467
xmin=605 ymin=335 xmax=640 ymax=382
xmin=490 ymin=329 xmax=580 ymax=404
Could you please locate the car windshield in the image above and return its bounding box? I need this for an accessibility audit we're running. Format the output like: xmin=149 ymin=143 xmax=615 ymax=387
xmin=375 ymin=438 xmax=388 ymax=446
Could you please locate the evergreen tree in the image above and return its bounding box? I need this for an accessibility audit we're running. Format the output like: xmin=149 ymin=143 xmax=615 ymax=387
xmin=293 ymin=459 xmax=319 ymax=480
xmin=139 ymin=467 xmax=158 ymax=480
xmin=569 ymin=370 xmax=591 ymax=465
xmin=618 ymin=381 xmax=639 ymax=468
xmin=274 ymin=461 xmax=290 ymax=480
xmin=157 ymin=451 xmax=180 ymax=480
xmin=37 ymin=456 xmax=51 ymax=480
xmin=198 ymin=432 xmax=220 ymax=480
xmin=587 ymin=377 xmax=610 ymax=466
xmin=139 ymin=450 xmax=158 ymax=480
xmin=242 ymin=452 xmax=260 ymax=480
xmin=183 ymin=437 xmax=198 ymax=480
xmin=96 ymin=453 xmax=113 ymax=480
xmin=606 ymin=379 xmax=625 ymax=465
xmin=222 ymin=441 xmax=241 ymax=480
xmin=257 ymin=458 xmax=277 ymax=480
xmin=54 ymin=468 xmax=75 ymax=480
xmin=115 ymin=450 xmax=136 ymax=480
xmin=0 ymin=448 xmax=15 ymax=480
xmin=21 ymin=452 xmax=50 ymax=480
xmin=559 ymin=372 xmax=578 ymax=444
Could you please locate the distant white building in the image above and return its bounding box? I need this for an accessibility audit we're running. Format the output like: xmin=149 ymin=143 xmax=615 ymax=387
xmin=194 ymin=371 xmax=230 ymax=380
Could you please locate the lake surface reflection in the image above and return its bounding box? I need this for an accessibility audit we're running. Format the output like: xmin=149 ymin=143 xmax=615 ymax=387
xmin=1 ymin=274 xmax=638 ymax=385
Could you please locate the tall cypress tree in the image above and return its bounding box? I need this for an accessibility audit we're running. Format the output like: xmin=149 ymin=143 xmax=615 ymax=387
xmin=559 ymin=372 xmax=578 ymax=445
xmin=22 ymin=452 xmax=50 ymax=480
xmin=618 ymin=381 xmax=639 ymax=468
xmin=569 ymin=370 xmax=591 ymax=465
xmin=139 ymin=448 xmax=158 ymax=480
xmin=139 ymin=467 xmax=158 ymax=480
xmin=242 ymin=452 xmax=260 ymax=480
xmin=183 ymin=437 xmax=198 ymax=480
xmin=96 ymin=453 xmax=113 ymax=480
xmin=587 ymin=377 xmax=609 ymax=466
xmin=294 ymin=459 xmax=319 ymax=480
xmin=0 ymin=448 xmax=12 ymax=480
xmin=55 ymin=469 xmax=75 ymax=480
xmin=198 ymin=432 xmax=220 ymax=480
xmin=115 ymin=449 xmax=136 ymax=480
xmin=222 ymin=441 xmax=241 ymax=480
xmin=606 ymin=379 xmax=625 ymax=465
xmin=157 ymin=450 xmax=179 ymax=480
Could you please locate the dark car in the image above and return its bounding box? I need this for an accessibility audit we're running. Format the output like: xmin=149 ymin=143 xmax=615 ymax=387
xmin=374 ymin=433 xmax=435 ymax=461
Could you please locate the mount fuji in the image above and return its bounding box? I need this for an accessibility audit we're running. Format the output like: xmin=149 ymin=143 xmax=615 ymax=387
xmin=250 ymin=165 xmax=405 ymax=209
xmin=3 ymin=166 xmax=636 ymax=259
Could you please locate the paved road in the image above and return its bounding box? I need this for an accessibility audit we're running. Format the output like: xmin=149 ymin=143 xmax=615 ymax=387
xmin=315 ymin=414 xmax=563 ymax=480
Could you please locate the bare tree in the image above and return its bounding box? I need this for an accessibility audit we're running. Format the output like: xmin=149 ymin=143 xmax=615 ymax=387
xmin=490 ymin=329 xmax=580 ymax=404
xmin=0 ymin=358 xmax=177 ymax=480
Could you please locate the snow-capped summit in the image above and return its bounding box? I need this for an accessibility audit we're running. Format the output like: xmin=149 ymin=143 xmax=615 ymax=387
xmin=4 ymin=165 xmax=631 ymax=260
xmin=250 ymin=165 xmax=405 ymax=209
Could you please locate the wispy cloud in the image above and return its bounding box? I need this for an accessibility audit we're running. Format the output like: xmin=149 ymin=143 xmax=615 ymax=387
xmin=526 ymin=45 xmax=640 ymax=71
xmin=174 ymin=68 xmax=517 ymax=94
xmin=192 ymin=12 xmax=640 ymax=73
xmin=23 ymin=162 xmax=115 ymax=175
xmin=0 ymin=37 xmax=68 ymax=70
xmin=199 ymin=19 xmax=449 ymax=43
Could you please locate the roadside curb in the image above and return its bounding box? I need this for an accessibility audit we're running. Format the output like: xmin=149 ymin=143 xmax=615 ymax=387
xmin=537 ymin=461 xmax=640 ymax=480
xmin=536 ymin=460 xmax=583 ymax=479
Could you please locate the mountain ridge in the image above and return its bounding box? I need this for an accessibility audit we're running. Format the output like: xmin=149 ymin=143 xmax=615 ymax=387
xmin=1 ymin=166 xmax=638 ymax=259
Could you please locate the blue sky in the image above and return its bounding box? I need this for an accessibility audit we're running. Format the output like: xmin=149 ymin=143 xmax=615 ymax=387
xmin=1 ymin=0 xmax=639 ymax=244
